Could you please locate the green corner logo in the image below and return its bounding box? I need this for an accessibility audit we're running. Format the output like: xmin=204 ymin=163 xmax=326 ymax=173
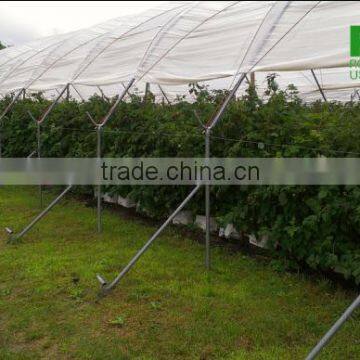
xmin=350 ymin=26 xmax=360 ymax=57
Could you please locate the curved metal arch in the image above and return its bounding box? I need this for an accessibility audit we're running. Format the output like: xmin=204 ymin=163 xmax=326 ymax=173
xmin=70 ymin=2 xmax=191 ymax=83
xmin=0 ymin=33 xmax=73 ymax=89
xmin=134 ymin=1 xmax=242 ymax=84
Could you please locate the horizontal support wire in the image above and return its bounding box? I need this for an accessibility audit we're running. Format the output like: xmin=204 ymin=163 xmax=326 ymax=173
xmin=35 ymin=123 xmax=360 ymax=157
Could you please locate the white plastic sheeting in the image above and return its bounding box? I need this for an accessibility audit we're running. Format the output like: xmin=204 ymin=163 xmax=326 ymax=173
xmin=0 ymin=1 xmax=358 ymax=101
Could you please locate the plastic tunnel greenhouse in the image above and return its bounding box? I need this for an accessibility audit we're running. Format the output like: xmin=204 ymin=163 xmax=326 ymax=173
xmin=0 ymin=1 xmax=359 ymax=102
xmin=0 ymin=2 xmax=359 ymax=359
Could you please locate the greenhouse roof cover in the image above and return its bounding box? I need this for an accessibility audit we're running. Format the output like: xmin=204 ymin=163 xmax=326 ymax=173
xmin=0 ymin=1 xmax=358 ymax=101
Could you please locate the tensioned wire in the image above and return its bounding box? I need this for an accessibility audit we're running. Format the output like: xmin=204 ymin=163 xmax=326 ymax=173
xmin=35 ymin=124 xmax=360 ymax=157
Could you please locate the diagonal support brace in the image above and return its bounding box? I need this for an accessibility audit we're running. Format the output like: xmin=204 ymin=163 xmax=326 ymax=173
xmin=97 ymin=184 xmax=201 ymax=295
xmin=38 ymin=84 xmax=69 ymax=124
xmin=0 ymin=88 xmax=25 ymax=157
xmin=6 ymin=185 xmax=72 ymax=243
xmin=305 ymin=294 xmax=360 ymax=360
xmin=0 ymin=88 xmax=25 ymax=123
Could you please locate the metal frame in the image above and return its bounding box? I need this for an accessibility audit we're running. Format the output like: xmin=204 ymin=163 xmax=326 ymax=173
xmin=28 ymin=110 xmax=43 ymax=207
xmin=0 ymin=88 xmax=25 ymax=157
xmin=305 ymin=72 xmax=360 ymax=358
xmin=97 ymin=86 xmax=110 ymax=102
xmin=306 ymin=294 xmax=360 ymax=359
xmin=98 ymin=73 xmax=248 ymax=296
xmin=5 ymin=84 xmax=71 ymax=241
xmin=70 ymin=84 xmax=85 ymax=102
xmin=27 ymin=84 xmax=70 ymax=208
xmin=158 ymin=84 xmax=171 ymax=105
xmin=85 ymin=78 xmax=135 ymax=233
xmin=144 ymin=82 xmax=150 ymax=102
xmin=205 ymin=127 xmax=211 ymax=269
xmin=97 ymin=184 xmax=201 ymax=294
xmin=310 ymin=69 xmax=327 ymax=102
xmin=6 ymin=185 xmax=72 ymax=243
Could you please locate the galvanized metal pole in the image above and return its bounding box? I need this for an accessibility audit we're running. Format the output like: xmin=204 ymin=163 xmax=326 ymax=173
xmin=97 ymin=184 xmax=201 ymax=294
xmin=66 ymin=85 xmax=70 ymax=101
xmin=91 ymin=78 xmax=135 ymax=233
xmin=208 ymin=73 xmax=247 ymax=130
xmin=203 ymin=73 xmax=247 ymax=270
xmin=0 ymin=88 xmax=24 ymax=122
xmin=38 ymin=84 xmax=69 ymax=125
xmin=71 ymin=84 xmax=85 ymax=102
xmin=101 ymin=78 xmax=135 ymax=127
xmin=7 ymin=185 xmax=72 ymax=243
xmin=306 ymin=294 xmax=360 ymax=360
xmin=37 ymin=121 xmax=43 ymax=208
xmin=144 ymin=82 xmax=150 ymax=102
xmin=97 ymin=125 xmax=102 ymax=233
xmin=0 ymin=88 xmax=25 ymax=158
xmin=28 ymin=110 xmax=43 ymax=208
xmin=158 ymin=84 xmax=171 ymax=105
xmin=205 ymin=127 xmax=211 ymax=270
xmin=96 ymin=74 xmax=247 ymax=297
xmin=310 ymin=69 xmax=327 ymax=102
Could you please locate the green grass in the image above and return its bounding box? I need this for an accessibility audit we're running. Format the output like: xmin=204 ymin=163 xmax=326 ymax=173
xmin=0 ymin=186 xmax=359 ymax=359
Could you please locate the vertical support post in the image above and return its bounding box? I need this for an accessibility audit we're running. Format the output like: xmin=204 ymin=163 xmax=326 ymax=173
xmin=96 ymin=125 xmax=102 ymax=233
xmin=305 ymin=294 xmax=360 ymax=360
xmin=86 ymin=78 xmax=135 ymax=233
xmin=144 ymin=82 xmax=150 ymax=103
xmin=66 ymin=84 xmax=70 ymax=101
xmin=250 ymin=72 xmax=255 ymax=87
xmin=37 ymin=121 xmax=43 ymax=208
xmin=96 ymin=75 xmax=247 ymax=297
xmin=205 ymin=127 xmax=211 ymax=270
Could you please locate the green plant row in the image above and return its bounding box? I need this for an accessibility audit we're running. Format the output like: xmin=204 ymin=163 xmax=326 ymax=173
xmin=1 ymin=80 xmax=359 ymax=284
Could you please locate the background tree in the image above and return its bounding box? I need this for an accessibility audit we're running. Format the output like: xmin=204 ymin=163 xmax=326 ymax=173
xmin=0 ymin=41 xmax=6 ymax=50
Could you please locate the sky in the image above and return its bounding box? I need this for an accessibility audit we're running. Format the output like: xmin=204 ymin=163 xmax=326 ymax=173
xmin=0 ymin=1 xmax=163 ymax=46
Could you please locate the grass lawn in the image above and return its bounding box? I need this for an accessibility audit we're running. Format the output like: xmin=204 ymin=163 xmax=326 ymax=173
xmin=0 ymin=186 xmax=359 ymax=359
